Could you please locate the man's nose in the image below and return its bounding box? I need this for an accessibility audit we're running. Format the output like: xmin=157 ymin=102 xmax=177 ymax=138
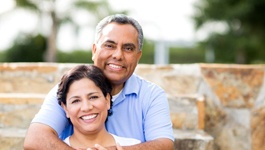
xmin=112 ymin=48 xmax=123 ymax=60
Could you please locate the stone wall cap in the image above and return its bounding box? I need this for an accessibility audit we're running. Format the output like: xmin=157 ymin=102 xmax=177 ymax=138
xmin=199 ymin=63 xmax=265 ymax=69
xmin=0 ymin=128 xmax=26 ymax=138
xmin=173 ymin=129 xmax=213 ymax=141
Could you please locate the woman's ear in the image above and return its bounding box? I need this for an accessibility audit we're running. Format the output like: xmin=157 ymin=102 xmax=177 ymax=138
xmin=62 ymin=103 xmax=70 ymax=118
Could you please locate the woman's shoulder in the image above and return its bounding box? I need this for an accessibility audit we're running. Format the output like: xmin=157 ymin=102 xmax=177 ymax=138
xmin=111 ymin=134 xmax=141 ymax=146
xmin=63 ymin=136 xmax=71 ymax=146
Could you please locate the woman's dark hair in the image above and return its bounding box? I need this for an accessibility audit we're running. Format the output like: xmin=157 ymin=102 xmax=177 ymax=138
xmin=57 ymin=65 xmax=113 ymax=117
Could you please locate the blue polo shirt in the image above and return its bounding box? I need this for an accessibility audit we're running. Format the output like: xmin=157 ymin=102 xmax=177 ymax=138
xmin=32 ymin=74 xmax=174 ymax=142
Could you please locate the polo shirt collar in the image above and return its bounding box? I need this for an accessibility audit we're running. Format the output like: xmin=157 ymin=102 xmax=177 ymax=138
xmin=113 ymin=74 xmax=139 ymax=105
xmin=123 ymin=73 xmax=139 ymax=96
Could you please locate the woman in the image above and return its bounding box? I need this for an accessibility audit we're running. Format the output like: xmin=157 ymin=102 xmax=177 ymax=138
xmin=57 ymin=65 xmax=140 ymax=149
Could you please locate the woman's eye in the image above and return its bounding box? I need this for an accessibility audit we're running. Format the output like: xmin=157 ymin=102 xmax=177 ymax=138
xmin=90 ymin=96 xmax=99 ymax=100
xmin=72 ymin=99 xmax=80 ymax=103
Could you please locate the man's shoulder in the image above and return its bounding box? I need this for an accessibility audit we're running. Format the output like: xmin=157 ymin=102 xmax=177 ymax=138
xmin=131 ymin=73 xmax=151 ymax=83
xmin=131 ymin=74 xmax=164 ymax=91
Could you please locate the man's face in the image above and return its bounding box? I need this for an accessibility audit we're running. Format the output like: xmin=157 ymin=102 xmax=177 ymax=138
xmin=92 ymin=22 xmax=142 ymax=87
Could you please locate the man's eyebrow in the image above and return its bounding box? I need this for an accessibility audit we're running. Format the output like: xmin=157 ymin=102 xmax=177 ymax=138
xmin=103 ymin=40 xmax=136 ymax=49
xmin=104 ymin=40 xmax=116 ymax=44
xmin=123 ymin=43 xmax=136 ymax=48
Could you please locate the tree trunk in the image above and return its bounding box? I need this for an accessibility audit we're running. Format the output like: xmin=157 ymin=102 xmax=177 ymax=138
xmin=235 ymin=48 xmax=246 ymax=64
xmin=45 ymin=10 xmax=57 ymax=62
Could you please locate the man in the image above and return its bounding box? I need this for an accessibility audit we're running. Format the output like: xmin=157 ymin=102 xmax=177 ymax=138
xmin=24 ymin=14 xmax=174 ymax=150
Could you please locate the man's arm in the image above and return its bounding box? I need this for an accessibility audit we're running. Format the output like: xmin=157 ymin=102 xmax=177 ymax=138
xmin=102 ymin=138 xmax=173 ymax=150
xmin=24 ymin=123 xmax=75 ymax=150
xmin=24 ymin=85 xmax=73 ymax=149
xmin=123 ymin=138 xmax=173 ymax=150
xmin=129 ymin=85 xmax=174 ymax=150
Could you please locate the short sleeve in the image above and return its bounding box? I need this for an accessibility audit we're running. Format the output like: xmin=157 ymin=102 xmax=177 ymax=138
xmin=143 ymin=86 xmax=174 ymax=141
xmin=31 ymin=84 xmax=69 ymax=136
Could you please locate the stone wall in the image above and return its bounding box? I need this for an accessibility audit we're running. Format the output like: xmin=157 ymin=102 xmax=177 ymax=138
xmin=0 ymin=63 xmax=264 ymax=150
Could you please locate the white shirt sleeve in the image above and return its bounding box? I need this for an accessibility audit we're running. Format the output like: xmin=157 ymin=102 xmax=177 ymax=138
xmin=111 ymin=134 xmax=141 ymax=146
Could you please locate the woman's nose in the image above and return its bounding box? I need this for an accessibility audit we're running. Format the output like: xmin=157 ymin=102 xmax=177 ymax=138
xmin=81 ymin=101 xmax=93 ymax=111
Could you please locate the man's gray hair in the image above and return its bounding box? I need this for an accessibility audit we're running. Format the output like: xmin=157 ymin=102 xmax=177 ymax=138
xmin=95 ymin=14 xmax=144 ymax=51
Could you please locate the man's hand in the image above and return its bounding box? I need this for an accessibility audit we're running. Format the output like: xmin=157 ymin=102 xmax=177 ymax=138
xmin=86 ymin=143 xmax=123 ymax=150
xmin=86 ymin=138 xmax=173 ymax=150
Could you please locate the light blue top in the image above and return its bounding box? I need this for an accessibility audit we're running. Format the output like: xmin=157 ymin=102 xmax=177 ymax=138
xmin=32 ymin=74 xmax=174 ymax=142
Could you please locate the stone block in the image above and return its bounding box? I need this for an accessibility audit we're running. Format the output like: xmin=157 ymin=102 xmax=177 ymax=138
xmin=0 ymin=63 xmax=59 ymax=93
xmin=200 ymin=64 xmax=264 ymax=108
xmin=174 ymin=129 xmax=214 ymax=150
xmin=0 ymin=93 xmax=43 ymax=128
xmin=169 ymin=94 xmax=205 ymax=130
xmin=0 ymin=128 xmax=26 ymax=150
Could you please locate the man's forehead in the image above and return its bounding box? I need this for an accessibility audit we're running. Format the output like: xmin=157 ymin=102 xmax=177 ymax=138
xmin=102 ymin=23 xmax=116 ymax=34
xmin=102 ymin=22 xmax=137 ymax=34
xmin=100 ymin=24 xmax=138 ymax=43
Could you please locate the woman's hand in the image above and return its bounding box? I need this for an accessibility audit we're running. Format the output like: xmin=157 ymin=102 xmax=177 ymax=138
xmin=86 ymin=143 xmax=123 ymax=150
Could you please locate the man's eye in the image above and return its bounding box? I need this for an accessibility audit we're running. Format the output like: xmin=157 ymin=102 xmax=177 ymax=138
xmin=104 ymin=43 xmax=114 ymax=49
xmin=106 ymin=44 xmax=112 ymax=47
xmin=124 ymin=46 xmax=134 ymax=51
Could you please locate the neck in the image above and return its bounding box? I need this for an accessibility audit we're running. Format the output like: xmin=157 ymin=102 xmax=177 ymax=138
xmin=70 ymin=128 xmax=115 ymax=148
xmin=111 ymin=83 xmax=124 ymax=95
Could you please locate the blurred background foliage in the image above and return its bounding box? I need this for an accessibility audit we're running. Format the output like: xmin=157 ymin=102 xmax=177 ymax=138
xmin=193 ymin=0 xmax=265 ymax=64
xmin=4 ymin=34 xmax=46 ymax=62
xmin=0 ymin=0 xmax=264 ymax=64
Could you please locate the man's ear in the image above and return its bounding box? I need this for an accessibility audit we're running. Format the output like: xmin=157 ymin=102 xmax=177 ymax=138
xmin=92 ymin=54 xmax=95 ymax=61
xmin=62 ymin=103 xmax=70 ymax=118
xmin=92 ymin=44 xmax=97 ymax=61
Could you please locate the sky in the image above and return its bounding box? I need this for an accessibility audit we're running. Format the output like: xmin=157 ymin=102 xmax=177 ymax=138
xmin=0 ymin=0 xmax=205 ymax=52
xmin=110 ymin=0 xmax=199 ymax=41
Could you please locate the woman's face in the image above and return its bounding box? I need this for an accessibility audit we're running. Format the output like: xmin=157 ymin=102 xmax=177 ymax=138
xmin=63 ymin=78 xmax=110 ymax=135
